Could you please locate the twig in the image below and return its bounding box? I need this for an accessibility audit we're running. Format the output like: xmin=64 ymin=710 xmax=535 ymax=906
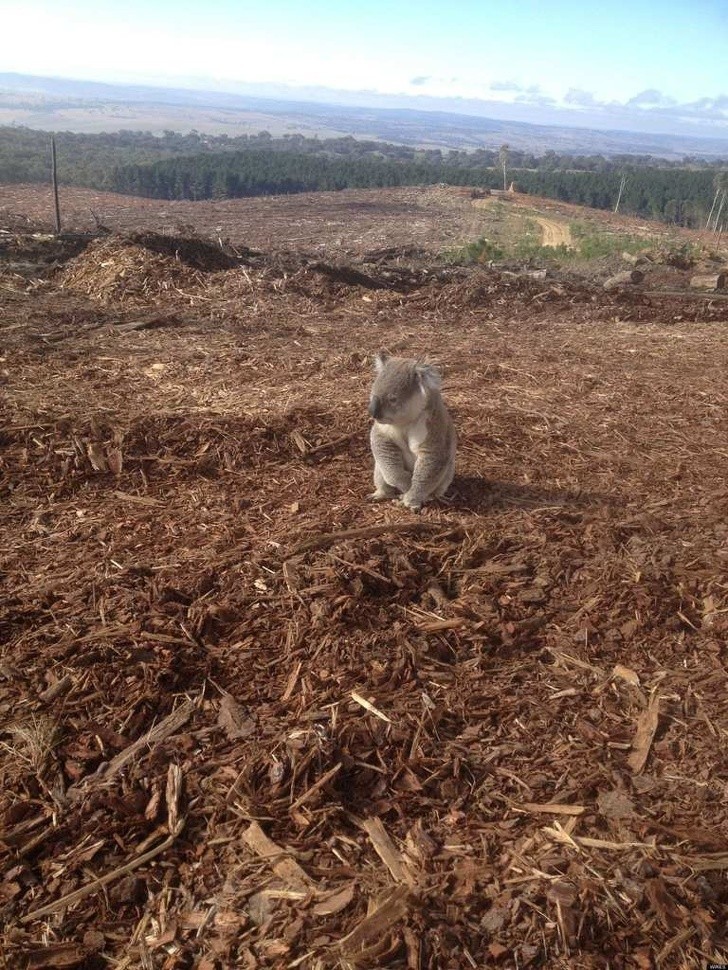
xmin=306 ymin=430 xmax=360 ymax=456
xmin=21 ymin=823 xmax=184 ymax=924
xmin=68 ymin=698 xmax=196 ymax=800
xmin=628 ymin=691 xmax=661 ymax=774
xmin=289 ymin=762 xmax=343 ymax=811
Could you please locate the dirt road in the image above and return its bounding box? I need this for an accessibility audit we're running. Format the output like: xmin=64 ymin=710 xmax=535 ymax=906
xmin=533 ymin=215 xmax=573 ymax=248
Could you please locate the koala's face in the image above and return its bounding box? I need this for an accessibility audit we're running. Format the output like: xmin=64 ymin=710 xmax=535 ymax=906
xmin=368 ymin=353 xmax=437 ymax=425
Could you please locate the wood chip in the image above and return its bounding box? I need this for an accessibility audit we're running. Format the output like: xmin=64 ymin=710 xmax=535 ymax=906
xmin=361 ymin=816 xmax=415 ymax=886
xmin=518 ymin=803 xmax=586 ymax=816
xmin=338 ymin=885 xmax=411 ymax=957
xmin=243 ymin=821 xmax=316 ymax=892
xmin=627 ymin=691 xmax=661 ymax=773
xmin=350 ymin=691 xmax=392 ymax=723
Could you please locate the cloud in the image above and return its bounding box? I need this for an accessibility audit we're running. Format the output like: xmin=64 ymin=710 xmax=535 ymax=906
xmin=489 ymin=81 xmax=552 ymax=105
xmin=564 ymin=88 xmax=599 ymax=107
xmin=515 ymin=92 xmax=557 ymax=106
xmin=410 ymin=76 xmax=430 ymax=87
xmin=627 ymin=89 xmax=677 ymax=108
xmin=490 ymin=80 xmax=522 ymax=92
xmin=618 ymin=91 xmax=728 ymax=125
xmin=490 ymin=81 xmax=544 ymax=95
xmin=680 ymin=94 xmax=728 ymax=118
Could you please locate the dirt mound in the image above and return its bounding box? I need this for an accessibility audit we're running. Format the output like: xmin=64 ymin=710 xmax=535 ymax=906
xmin=0 ymin=231 xmax=95 ymax=281
xmin=427 ymin=268 xmax=592 ymax=312
xmin=59 ymin=235 xmax=210 ymax=304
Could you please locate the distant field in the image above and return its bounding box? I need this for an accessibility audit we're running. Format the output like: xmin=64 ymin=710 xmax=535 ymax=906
xmin=0 ymin=100 xmax=337 ymax=138
xmin=3 ymin=74 xmax=728 ymax=156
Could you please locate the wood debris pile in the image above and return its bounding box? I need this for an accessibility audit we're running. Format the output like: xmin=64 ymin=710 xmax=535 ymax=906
xmin=58 ymin=236 xmax=215 ymax=306
xmin=1 ymin=224 xmax=727 ymax=969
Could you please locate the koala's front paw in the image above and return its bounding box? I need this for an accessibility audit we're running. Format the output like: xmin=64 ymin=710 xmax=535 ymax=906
xmin=400 ymin=491 xmax=423 ymax=511
xmin=369 ymin=489 xmax=395 ymax=502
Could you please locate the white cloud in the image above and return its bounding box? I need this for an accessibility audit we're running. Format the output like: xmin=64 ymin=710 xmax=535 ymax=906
xmin=490 ymin=80 xmax=522 ymax=92
xmin=627 ymin=89 xmax=678 ymax=108
xmin=564 ymin=88 xmax=600 ymax=107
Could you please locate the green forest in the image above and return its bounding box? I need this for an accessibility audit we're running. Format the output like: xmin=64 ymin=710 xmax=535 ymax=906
xmin=1 ymin=125 xmax=726 ymax=228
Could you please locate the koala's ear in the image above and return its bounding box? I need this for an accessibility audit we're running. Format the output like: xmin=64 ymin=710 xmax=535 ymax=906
xmin=416 ymin=363 xmax=442 ymax=393
xmin=373 ymin=350 xmax=390 ymax=373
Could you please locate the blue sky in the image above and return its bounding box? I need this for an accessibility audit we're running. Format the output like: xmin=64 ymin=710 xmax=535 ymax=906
xmin=4 ymin=0 xmax=728 ymax=136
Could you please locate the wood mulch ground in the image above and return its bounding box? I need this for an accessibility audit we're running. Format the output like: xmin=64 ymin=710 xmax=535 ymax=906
xmin=1 ymin=202 xmax=727 ymax=969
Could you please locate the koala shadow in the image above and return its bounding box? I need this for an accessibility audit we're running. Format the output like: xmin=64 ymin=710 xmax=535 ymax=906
xmin=448 ymin=474 xmax=605 ymax=515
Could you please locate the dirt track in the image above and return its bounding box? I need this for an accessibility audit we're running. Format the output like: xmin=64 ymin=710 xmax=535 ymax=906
xmin=532 ymin=215 xmax=573 ymax=248
xmin=1 ymin=193 xmax=728 ymax=969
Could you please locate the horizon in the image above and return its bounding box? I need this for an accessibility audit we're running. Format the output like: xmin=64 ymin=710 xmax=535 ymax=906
xmin=4 ymin=70 xmax=728 ymax=153
xmin=3 ymin=0 xmax=728 ymax=143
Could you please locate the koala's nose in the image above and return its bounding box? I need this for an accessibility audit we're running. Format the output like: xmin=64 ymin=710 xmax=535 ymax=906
xmin=368 ymin=396 xmax=381 ymax=419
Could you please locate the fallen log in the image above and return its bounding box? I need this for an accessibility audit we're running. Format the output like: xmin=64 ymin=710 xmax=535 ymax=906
xmin=621 ymin=251 xmax=649 ymax=266
xmin=603 ymin=270 xmax=645 ymax=291
xmin=689 ymin=273 xmax=726 ymax=292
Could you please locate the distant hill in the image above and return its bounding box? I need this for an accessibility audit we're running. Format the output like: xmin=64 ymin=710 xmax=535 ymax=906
xmin=1 ymin=72 xmax=728 ymax=160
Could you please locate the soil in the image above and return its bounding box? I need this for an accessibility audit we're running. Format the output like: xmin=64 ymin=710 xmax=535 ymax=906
xmin=1 ymin=185 xmax=727 ymax=970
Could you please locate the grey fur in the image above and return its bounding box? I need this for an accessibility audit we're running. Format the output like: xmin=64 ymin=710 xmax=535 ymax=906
xmin=368 ymin=351 xmax=456 ymax=509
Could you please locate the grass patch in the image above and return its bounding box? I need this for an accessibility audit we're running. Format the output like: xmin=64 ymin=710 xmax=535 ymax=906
xmin=568 ymin=221 xmax=651 ymax=259
xmin=445 ymin=232 xmax=570 ymax=265
xmin=445 ymin=236 xmax=505 ymax=264
xmin=446 ymin=204 xmax=703 ymax=270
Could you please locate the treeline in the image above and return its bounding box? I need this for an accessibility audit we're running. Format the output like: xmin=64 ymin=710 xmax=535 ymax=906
xmin=112 ymin=151 xmax=462 ymax=198
xmin=0 ymin=125 xmax=726 ymax=227
xmin=110 ymin=150 xmax=722 ymax=228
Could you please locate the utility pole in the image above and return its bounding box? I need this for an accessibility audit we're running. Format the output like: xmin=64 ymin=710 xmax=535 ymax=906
xmin=614 ymin=174 xmax=627 ymax=214
xmin=51 ymin=135 xmax=62 ymax=234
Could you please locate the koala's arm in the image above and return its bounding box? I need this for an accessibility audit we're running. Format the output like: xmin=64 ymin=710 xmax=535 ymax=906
xmin=401 ymin=410 xmax=454 ymax=508
xmin=402 ymin=449 xmax=447 ymax=507
xmin=370 ymin=425 xmax=412 ymax=492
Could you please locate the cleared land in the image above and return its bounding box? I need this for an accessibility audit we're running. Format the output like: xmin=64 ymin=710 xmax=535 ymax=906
xmin=1 ymin=185 xmax=727 ymax=969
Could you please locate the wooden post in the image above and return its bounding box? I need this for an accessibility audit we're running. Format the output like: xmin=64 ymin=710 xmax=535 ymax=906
xmin=498 ymin=144 xmax=509 ymax=193
xmin=705 ymin=187 xmax=720 ymax=229
xmin=712 ymin=190 xmax=726 ymax=233
xmin=51 ymin=135 xmax=62 ymax=234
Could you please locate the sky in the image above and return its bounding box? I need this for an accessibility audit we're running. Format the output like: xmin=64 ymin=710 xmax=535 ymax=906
xmin=3 ymin=0 xmax=728 ymax=137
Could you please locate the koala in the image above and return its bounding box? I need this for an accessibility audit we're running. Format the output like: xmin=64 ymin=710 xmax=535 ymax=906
xmin=368 ymin=351 xmax=456 ymax=509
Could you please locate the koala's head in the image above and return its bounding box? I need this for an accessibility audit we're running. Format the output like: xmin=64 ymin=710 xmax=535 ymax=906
xmin=368 ymin=351 xmax=441 ymax=425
